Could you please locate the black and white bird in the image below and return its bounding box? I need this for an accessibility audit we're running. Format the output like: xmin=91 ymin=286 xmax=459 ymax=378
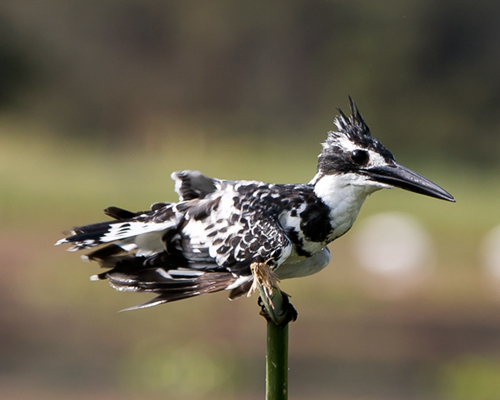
xmin=56 ymin=99 xmax=454 ymax=310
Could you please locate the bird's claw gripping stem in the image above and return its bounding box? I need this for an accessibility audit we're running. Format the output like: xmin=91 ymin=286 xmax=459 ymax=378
xmin=251 ymin=261 xmax=297 ymax=325
xmin=258 ymin=291 xmax=298 ymax=325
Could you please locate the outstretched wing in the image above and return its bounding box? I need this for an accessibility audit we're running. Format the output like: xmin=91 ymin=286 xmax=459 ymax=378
xmin=56 ymin=181 xmax=293 ymax=309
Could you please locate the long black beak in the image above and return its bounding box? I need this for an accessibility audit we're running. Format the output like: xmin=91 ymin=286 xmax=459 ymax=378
xmin=365 ymin=163 xmax=455 ymax=202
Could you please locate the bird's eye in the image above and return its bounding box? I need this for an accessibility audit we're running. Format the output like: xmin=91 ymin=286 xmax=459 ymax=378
xmin=351 ymin=149 xmax=369 ymax=165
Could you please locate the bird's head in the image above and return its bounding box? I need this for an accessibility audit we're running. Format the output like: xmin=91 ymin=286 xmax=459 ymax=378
xmin=314 ymin=98 xmax=455 ymax=202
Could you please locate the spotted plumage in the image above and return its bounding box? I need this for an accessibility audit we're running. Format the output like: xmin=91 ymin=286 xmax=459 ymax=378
xmin=57 ymin=99 xmax=454 ymax=310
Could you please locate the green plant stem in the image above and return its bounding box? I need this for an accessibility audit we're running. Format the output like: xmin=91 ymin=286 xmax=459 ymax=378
xmin=266 ymin=318 xmax=289 ymax=400
xmin=251 ymin=263 xmax=292 ymax=400
xmin=256 ymin=285 xmax=290 ymax=400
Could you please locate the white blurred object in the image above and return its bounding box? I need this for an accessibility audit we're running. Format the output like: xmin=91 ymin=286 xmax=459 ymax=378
xmin=481 ymin=225 xmax=500 ymax=281
xmin=351 ymin=212 xmax=434 ymax=296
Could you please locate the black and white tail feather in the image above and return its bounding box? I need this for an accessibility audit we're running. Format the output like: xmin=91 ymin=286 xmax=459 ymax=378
xmin=57 ymin=98 xmax=454 ymax=310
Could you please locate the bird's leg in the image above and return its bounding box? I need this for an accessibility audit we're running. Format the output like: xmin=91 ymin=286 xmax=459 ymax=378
xmin=250 ymin=262 xmax=297 ymax=325
xmin=258 ymin=293 xmax=298 ymax=325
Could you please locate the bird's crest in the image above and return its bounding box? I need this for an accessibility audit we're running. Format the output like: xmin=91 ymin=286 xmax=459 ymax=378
xmin=324 ymin=97 xmax=373 ymax=150
xmin=317 ymin=98 xmax=395 ymax=175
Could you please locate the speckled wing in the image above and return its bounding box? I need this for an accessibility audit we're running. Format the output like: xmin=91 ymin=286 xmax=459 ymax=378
xmin=56 ymin=179 xmax=293 ymax=309
xmin=104 ymin=198 xmax=293 ymax=308
xmin=177 ymin=186 xmax=293 ymax=277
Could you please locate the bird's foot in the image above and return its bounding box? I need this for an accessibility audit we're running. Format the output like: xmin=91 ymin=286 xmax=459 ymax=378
xmin=250 ymin=261 xmax=297 ymax=325
xmin=258 ymin=291 xmax=298 ymax=325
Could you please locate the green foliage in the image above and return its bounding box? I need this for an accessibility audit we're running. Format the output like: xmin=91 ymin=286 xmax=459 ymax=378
xmin=1 ymin=0 xmax=500 ymax=164
xmin=438 ymin=357 xmax=500 ymax=400
xmin=119 ymin=344 xmax=241 ymax=398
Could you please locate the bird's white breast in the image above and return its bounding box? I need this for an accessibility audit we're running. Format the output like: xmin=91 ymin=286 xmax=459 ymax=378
xmin=313 ymin=173 xmax=381 ymax=240
xmin=275 ymin=247 xmax=331 ymax=279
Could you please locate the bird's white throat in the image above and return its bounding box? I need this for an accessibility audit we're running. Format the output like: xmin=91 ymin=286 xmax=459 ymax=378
xmin=312 ymin=173 xmax=383 ymax=239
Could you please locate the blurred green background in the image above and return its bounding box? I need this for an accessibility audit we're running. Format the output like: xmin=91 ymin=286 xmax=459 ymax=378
xmin=1 ymin=1 xmax=500 ymax=399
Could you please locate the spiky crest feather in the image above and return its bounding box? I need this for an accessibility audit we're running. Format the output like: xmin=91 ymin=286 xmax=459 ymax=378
xmin=317 ymin=98 xmax=394 ymax=175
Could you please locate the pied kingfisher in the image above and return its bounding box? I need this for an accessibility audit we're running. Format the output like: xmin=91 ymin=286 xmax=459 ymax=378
xmin=56 ymin=99 xmax=454 ymax=310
